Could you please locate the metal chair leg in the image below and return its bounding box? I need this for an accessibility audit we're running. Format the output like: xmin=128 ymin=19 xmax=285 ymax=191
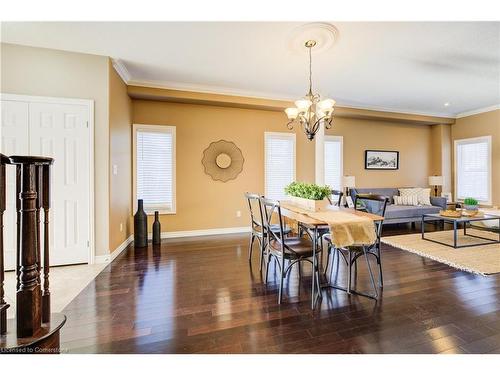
xmin=278 ymin=259 xmax=284 ymax=304
xmin=323 ymin=246 xmax=331 ymax=278
xmin=265 ymin=252 xmax=271 ymax=284
xmin=363 ymin=246 xmax=378 ymax=299
xmin=329 ymin=247 xmax=336 ymax=283
xmin=377 ymin=245 xmax=384 ymax=288
xmin=346 ymin=251 xmax=352 ymax=294
xmin=248 ymin=233 xmax=255 ymax=261
xmin=315 ymin=255 xmax=321 ymax=300
xmin=353 ymin=258 xmax=358 ymax=286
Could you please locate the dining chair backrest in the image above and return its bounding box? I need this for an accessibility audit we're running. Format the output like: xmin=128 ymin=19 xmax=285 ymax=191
xmin=329 ymin=189 xmax=343 ymax=206
xmin=354 ymin=194 xmax=389 ymax=239
xmin=260 ymin=197 xmax=285 ymax=248
xmin=244 ymin=192 xmax=264 ymax=231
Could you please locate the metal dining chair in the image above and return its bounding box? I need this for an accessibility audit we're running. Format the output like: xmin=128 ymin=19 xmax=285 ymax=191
xmin=324 ymin=194 xmax=388 ymax=299
xmin=261 ymin=197 xmax=322 ymax=305
xmin=244 ymin=192 xmax=291 ymax=272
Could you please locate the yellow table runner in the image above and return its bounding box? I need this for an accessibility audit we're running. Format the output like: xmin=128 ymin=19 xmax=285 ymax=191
xmin=284 ymin=204 xmax=377 ymax=248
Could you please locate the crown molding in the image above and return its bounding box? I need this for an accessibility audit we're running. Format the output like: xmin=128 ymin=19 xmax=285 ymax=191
xmin=455 ymin=104 xmax=500 ymax=119
xmin=127 ymin=78 xmax=459 ymax=119
xmin=111 ymin=58 xmax=131 ymax=84
xmin=127 ymin=78 xmax=296 ymax=103
xmin=334 ymin=102 xmax=453 ymax=119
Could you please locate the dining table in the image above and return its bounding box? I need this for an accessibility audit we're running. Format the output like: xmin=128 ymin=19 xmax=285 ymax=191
xmin=279 ymin=201 xmax=385 ymax=308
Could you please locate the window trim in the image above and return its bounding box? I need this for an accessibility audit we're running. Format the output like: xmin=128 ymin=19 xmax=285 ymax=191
xmin=454 ymin=135 xmax=492 ymax=205
xmin=264 ymin=132 xmax=296 ymax=199
xmin=132 ymin=123 xmax=176 ymax=215
xmin=324 ymin=135 xmax=343 ymax=191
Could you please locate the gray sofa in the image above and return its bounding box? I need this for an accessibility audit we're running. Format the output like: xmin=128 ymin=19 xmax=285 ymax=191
xmin=351 ymin=188 xmax=447 ymax=224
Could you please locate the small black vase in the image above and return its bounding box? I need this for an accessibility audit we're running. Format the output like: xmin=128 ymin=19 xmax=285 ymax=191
xmin=134 ymin=199 xmax=148 ymax=248
xmin=152 ymin=211 xmax=161 ymax=245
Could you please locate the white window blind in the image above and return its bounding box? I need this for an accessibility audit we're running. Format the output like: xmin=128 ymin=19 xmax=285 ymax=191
xmin=135 ymin=125 xmax=176 ymax=213
xmin=265 ymin=132 xmax=296 ymax=200
xmin=455 ymin=136 xmax=491 ymax=203
xmin=324 ymin=136 xmax=343 ymax=191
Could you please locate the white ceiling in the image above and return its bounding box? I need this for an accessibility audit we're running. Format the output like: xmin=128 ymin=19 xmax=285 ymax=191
xmin=2 ymin=22 xmax=499 ymax=116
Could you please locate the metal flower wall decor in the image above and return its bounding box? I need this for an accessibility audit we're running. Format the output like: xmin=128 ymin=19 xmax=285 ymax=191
xmin=202 ymin=140 xmax=244 ymax=182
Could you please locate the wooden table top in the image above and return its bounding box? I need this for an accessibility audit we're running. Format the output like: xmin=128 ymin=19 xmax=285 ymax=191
xmin=280 ymin=201 xmax=384 ymax=226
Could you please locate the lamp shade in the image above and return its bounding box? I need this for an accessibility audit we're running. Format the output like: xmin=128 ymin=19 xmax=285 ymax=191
xmin=285 ymin=107 xmax=299 ymax=120
xmin=428 ymin=175 xmax=444 ymax=186
xmin=343 ymin=175 xmax=356 ymax=188
xmin=294 ymin=99 xmax=312 ymax=112
xmin=317 ymin=98 xmax=336 ymax=111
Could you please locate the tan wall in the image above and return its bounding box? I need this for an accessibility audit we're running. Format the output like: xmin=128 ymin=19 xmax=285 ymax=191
xmin=109 ymin=62 xmax=132 ymax=252
xmin=451 ymin=109 xmax=500 ymax=206
xmin=325 ymin=118 xmax=433 ymax=189
xmin=132 ymin=99 xmax=315 ymax=232
xmin=0 ymin=43 xmax=110 ymax=256
xmin=430 ymin=124 xmax=452 ymax=194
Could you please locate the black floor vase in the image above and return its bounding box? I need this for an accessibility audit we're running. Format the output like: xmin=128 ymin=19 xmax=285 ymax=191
xmin=134 ymin=199 xmax=148 ymax=247
xmin=152 ymin=211 xmax=161 ymax=245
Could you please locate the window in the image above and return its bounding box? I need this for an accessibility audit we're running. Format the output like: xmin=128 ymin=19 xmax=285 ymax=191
xmin=133 ymin=124 xmax=176 ymax=214
xmin=324 ymin=136 xmax=343 ymax=191
xmin=455 ymin=136 xmax=491 ymax=204
xmin=265 ymin=132 xmax=296 ymax=200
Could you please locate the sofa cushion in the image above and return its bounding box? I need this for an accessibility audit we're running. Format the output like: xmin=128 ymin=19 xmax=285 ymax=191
xmin=352 ymin=188 xmax=398 ymax=204
xmin=385 ymin=205 xmax=421 ymax=219
xmin=385 ymin=204 xmax=441 ymax=219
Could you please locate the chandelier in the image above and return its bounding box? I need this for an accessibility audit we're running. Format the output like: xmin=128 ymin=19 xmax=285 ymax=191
xmin=285 ymin=40 xmax=335 ymax=141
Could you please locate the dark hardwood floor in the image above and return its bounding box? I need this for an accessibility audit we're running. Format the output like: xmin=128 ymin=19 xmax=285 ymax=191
xmin=60 ymin=223 xmax=500 ymax=354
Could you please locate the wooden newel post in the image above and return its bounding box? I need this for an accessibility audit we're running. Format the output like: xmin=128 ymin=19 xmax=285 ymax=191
xmin=12 ymin=158 xmax=42 ymax=338
xmin=8 ymin=156 xmax=54 ymax=338
xmin=0 ymin=154 xmax=10 ymax=335
xmin=42 ymin=163 xmax=51 ymax=323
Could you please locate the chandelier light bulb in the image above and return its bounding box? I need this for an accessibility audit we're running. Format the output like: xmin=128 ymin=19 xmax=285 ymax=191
xmin=285 ymin=107 xmax=299 ymax=120
xmin=317 ymin=98 xmax=336 ymax=111
xmin=294 ymin=99 xmax=312 ymax=112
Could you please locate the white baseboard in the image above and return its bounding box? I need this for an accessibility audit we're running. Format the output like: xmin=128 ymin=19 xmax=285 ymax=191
xmin=94 ymin=235 xmax=133 ymax=264
xmin=148 ymin=226 xmax=251 ymax=239
xmin=94 ymin=227 xmax=249 ymax=264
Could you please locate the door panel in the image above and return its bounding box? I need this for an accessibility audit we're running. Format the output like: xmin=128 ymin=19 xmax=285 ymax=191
xmin=29 ymin=102 xmax=90 ymax=266
xmin=1 ymin=100 xmax=29 ymax=270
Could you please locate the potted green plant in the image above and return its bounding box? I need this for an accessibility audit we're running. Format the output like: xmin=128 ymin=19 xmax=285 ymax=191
xmin=463 ymin=197 xmax=479 ymax=211
xmin=284 ymin=181 xmax=332 ymax=212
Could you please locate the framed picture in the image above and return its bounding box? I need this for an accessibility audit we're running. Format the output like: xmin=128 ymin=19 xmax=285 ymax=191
xmin=365 ymin=150 xmax=399 ymax=170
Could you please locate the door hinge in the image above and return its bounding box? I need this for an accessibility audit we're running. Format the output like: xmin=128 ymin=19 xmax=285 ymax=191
xmin=87 ymin=240 xmax=90 ymax=247
xmin=86 ymin=121 xmax=89 ymax=128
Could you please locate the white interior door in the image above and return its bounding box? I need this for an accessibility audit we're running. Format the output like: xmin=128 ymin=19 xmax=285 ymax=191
xmin=1 ymin=97 xmax=91 ymax=268
xmin=1 ymin=100 xmax=29 ymax=270
xmin=29 ymin=102 xmax=90 ymax=266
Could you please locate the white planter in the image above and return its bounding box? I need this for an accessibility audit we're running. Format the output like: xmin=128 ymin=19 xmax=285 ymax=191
xmin=289 ymin=196 xmax=328 ymax=212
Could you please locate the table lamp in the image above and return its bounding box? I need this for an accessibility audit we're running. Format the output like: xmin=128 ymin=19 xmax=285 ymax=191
xmin=428 ymin=175 xmax=443 ymax=197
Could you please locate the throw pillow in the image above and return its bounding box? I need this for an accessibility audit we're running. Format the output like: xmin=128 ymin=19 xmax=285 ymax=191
xmin=393 ymin=195 xmax=419 ymax=206
xmin=418 ymin=188 xmax=432 ymax=206
xmin=398 ymin=188 xmax=421 ymax=205
xmin=399 ymin=187 xmax=432 ymax=206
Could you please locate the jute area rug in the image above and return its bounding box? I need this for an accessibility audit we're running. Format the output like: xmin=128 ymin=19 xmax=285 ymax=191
xmin=381 ymin=228 xmax=500 ymax=275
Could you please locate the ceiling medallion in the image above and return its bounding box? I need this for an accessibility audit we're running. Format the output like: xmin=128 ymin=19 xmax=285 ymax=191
xmin=285 ymin=39 xmax=336 ymax=141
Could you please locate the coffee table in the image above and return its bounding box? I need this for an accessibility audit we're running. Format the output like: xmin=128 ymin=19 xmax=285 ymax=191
xmin=421 ymin=213 xmax=500 ymax=249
